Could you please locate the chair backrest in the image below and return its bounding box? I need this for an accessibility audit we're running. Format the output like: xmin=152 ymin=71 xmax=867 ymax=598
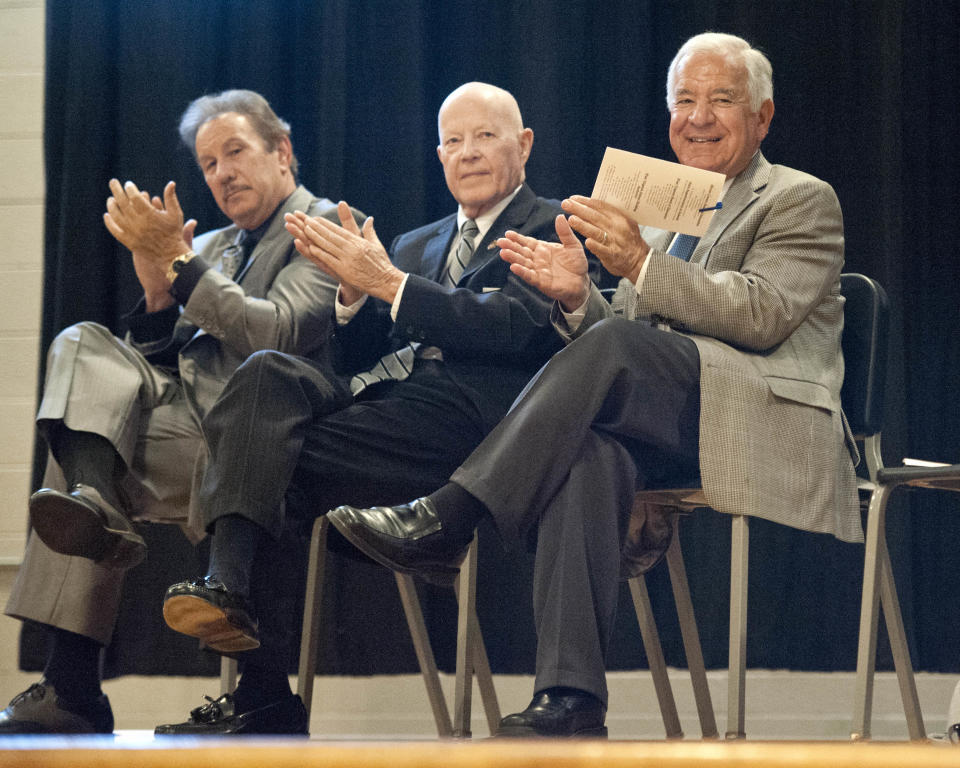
xmin=839 ymin=273 xmax=889 ymax=438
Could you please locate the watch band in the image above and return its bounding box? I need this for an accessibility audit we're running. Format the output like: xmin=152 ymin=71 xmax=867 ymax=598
xmin=166 ymin=250 xmax=196 ymax=284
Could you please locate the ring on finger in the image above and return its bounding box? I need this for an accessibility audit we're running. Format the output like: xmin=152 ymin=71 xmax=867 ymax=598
xmin=601 ymin=230 xmax=608 ymax=245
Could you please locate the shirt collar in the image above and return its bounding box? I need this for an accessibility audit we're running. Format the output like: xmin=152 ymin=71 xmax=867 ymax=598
xmin=456 ymin=184 xmax=522 ymax=241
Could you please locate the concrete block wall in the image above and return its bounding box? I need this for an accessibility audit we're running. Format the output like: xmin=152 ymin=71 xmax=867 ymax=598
xmin=0 ymin=0 xmax=45 ymax=710
xmin=0 ymin=0 xmax=44 ymax=566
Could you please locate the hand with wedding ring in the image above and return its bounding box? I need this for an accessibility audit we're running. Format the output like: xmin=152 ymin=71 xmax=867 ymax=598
xmin=561 ymin=195 xmax=650 ymax=283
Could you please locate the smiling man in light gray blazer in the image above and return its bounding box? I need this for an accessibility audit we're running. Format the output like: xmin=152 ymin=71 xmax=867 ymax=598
xmin=0 ymin=90 xmax=358 ymax=735
xmin=328 ymin=33 xmax=861 ymax=738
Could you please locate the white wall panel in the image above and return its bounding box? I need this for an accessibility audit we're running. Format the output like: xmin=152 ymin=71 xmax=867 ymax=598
xmin=0 ymin=0 xmax=45 ymax=567
xmin=0 ymin=205 xmax=43 ymax=269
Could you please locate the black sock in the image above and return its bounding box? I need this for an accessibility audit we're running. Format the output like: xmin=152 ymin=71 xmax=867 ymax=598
xmin=43 ymin=627 xmax=103 ymax=701
xmin=233 ymin=662 xmax=292 ymax=713
xmin=427 ymin=482 xmax=487 ymax=546
xmin=47 ymin=425 xmax=126 ymax=512
xmin=206 ymin=514 xmax=264 ymax=598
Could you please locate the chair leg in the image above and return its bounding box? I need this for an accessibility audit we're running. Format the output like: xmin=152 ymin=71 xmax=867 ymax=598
xmin=451 ymin=535 xmax=479 ymax=738
xmin=220 ymin=656 xmax=237 ymax=696
xmin=395 ymin=572 xmax=454 ymax=737
xmin=878 ymin=534 xmax=926 ymax=740
xmin=468 ymin=608 xmax=501 ymax=733
xmin=664 ymin=523 xmax=718 ymax=738
xmin=628 ymin=574 xmax=683 ymax=738
xmin=452 ymin=535 xmax=501 ymax=734
xmin=851 ymin=484 xmax=887 ymax=740
xmin=726 ymin=514 xmax=749 ymax=739
xmin=295 ymin=516 xmax=330 ymax=721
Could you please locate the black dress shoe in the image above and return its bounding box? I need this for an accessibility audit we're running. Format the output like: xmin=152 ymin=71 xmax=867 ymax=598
xmin=327 ymin=498 xmax=469 ymax=584
xmin=496 ymin=688 xmax=607 ymax=738
xmin=154 ymin=692 xmax=308 ymax=736
xmin=29 ymin=484 xmax=146 ymax=569
xmin=163 ymin=577 xmax=259 ymax=653
xmin=0 ymin=680 xmax=113 ymax=735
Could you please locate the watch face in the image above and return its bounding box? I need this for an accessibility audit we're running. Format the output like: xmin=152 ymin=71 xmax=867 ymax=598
xmin=173 ymin=252 xmax=195 ymax=272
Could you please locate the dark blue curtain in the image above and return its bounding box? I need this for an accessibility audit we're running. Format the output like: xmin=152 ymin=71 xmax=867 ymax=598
xmin=24 ymin=0 xmax=960 ymax=678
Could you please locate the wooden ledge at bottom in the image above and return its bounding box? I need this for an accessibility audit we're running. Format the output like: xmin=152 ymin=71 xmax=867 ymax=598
xmin=0 ymin=738 xmax=956 ymax=768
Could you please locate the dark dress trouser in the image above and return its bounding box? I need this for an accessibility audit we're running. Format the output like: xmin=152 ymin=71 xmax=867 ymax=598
xmin=451 ymin=318 xmax=702 ymax=706
xmin=197 ymin=349 xmax=497 ymax=669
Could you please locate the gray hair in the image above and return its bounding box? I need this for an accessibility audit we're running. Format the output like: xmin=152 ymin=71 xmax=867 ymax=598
xmin=666 ymin=32 xmax=773 ymax=112
xmin=178 ymin=89 xmax=298 ymax=178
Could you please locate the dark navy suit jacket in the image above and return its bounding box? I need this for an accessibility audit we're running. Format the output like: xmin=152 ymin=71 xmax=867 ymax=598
xmin=334 ymin=183 xmax=593 ymax=431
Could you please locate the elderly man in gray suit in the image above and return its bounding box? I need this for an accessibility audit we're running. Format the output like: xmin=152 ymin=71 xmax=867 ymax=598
xmin=329 ymin=33 xmax=861 ymax=738
xmin=0 ymin=90 xmax=356 ymax=735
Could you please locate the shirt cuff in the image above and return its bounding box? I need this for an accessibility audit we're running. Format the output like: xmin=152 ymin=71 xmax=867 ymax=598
xmin=389 ymin=273 xmax=410 ymax=322
xmin=125 ymin=299 xmax=180 ymax=344
xmin=335 ymin=286 xmax=368 ymax=325
xmin=634 ymin=252 xmax=653 ymax=294
xmin=558 ymin=299 xmax=588 ymax=333
xmin=169 ymin=256 xmax=211 ymax=305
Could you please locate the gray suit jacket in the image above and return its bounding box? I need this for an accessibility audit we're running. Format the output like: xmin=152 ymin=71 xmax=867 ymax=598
xmin=127 ymin=185 xmax=355 ymax=533
xmin=576 ymin=152 xmax=861 ymax=542
xmin=130 ymin=185 xmax=343 ymax=423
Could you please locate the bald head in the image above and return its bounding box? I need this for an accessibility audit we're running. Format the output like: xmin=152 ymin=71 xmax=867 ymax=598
xmin=438 ymin=82 xmax=524 ymax=136
xmin=436 ymin=82 xmax=533 ymax=218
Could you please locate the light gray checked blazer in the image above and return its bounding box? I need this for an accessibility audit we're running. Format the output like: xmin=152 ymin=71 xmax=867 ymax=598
xmin=576 ymin=152 xmax=862 ymax=542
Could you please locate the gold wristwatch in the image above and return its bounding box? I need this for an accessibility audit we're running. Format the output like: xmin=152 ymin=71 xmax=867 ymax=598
xmin=166 ymin=250 xmax=196 ymax=284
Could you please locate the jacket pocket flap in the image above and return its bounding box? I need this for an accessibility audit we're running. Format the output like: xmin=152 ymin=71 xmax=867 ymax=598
xmin=765 ymin=376 xmax=835 ymax=411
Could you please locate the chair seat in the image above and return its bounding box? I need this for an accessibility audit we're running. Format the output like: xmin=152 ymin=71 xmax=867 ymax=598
xmin=876 ymin=463 xmax=960 ymax=491
xmin=634 ymin=486 xmax=707 ymax=507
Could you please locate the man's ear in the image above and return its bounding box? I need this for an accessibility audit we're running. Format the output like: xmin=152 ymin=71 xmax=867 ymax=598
xmin=276 ymin=134 xmax=294 ymax=170
xmin=756 ymin=99 xmax=774 ymax=142
xmin=518 ymin=127 xmax=534 ymax=165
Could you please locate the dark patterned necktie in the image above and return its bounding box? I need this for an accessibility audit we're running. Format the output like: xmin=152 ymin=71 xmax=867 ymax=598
xmin=221 ymin=230 xmax=257 ymax=280
xmin=668 ymin=233 xmax=700 ymax=262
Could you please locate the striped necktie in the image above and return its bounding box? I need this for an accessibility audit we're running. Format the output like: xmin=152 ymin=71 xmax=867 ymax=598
xmin=443 ymin=218 xmax=479 ymax=287
xmin=349 ymin=344 xmax=417 ymax=395
xmin=350 ymin=219 xmax=481 ymax=395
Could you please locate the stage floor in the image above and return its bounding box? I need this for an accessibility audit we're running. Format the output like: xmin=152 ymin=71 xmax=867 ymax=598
xmin=0 ymin=735 xmax=958 ymax=768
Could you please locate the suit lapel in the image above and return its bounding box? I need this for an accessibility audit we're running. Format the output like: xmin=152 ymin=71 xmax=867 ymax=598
xmin=460 ymin=184 xmax=536 ymax=282
xmin=421 ymin=217 xmax=457 ymax=283
xmin=695 ymin=152 xmax=770 ymax=267
xmin=236 ymin=186 xmax=319 ymax=286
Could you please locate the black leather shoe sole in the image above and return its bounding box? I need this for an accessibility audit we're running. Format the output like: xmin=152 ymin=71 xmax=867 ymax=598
xmin=163 ymin=581 xmax=259 ymax=653
xmin=495 ymin=723 xmax=609 ymax=738
xmin=29 ymin=486 xmax=146 ymax=569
